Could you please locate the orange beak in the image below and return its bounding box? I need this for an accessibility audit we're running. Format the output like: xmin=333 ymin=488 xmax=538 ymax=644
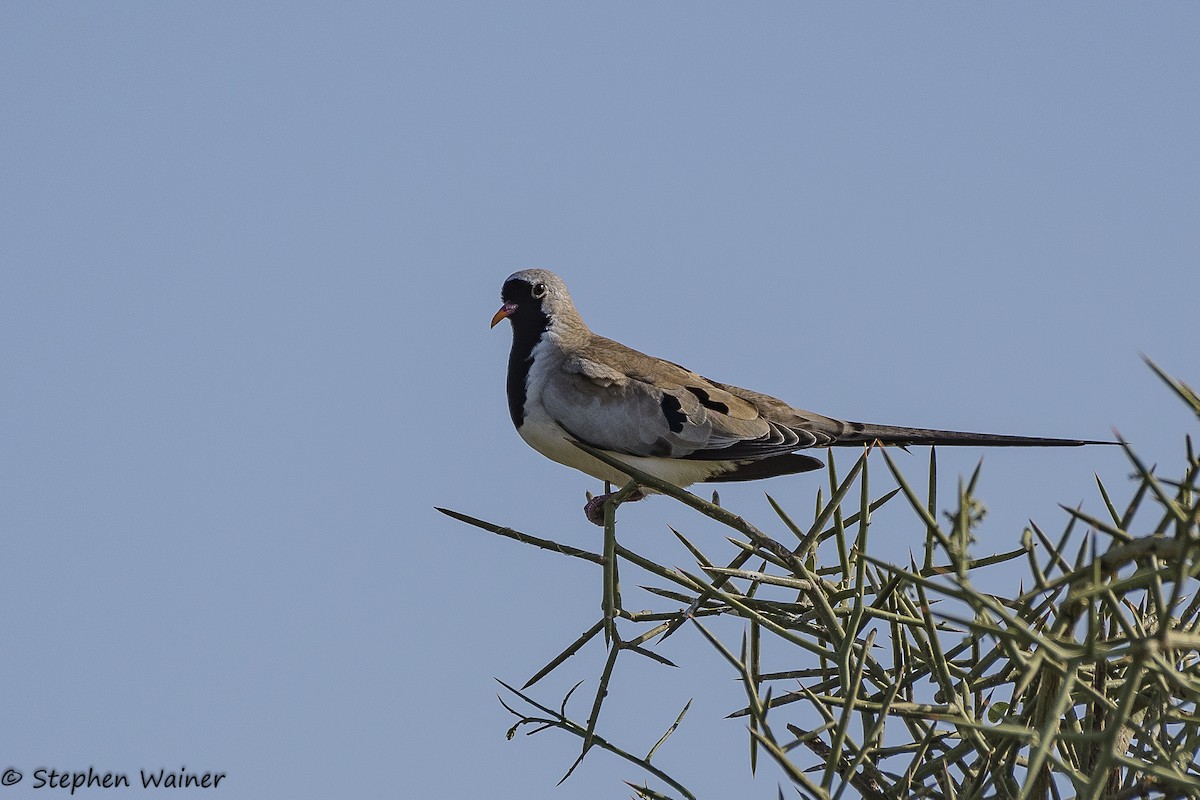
xmin=490 ymin=303 xmax=516 ymax=328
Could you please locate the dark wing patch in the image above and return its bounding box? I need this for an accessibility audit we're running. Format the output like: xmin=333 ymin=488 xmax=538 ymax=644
xmin=660 ymin=394 xmax=687 ymax=434
xmin=686 ymin=386 xmax=729 ymax=415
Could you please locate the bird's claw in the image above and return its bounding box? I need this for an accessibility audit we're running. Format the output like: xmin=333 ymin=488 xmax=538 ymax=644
xmin=583 ymin=489 xmax=645 ymax=526
xmin=584 ymin=495 xmax=609 ymax=526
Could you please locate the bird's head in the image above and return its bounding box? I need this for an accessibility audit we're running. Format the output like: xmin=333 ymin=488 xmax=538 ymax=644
xmin=490 ymin=269 xmax=584 ymax=340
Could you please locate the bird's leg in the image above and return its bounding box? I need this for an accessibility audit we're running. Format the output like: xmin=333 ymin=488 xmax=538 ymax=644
xmin=584 ymin=487 xmax=645 ymax=526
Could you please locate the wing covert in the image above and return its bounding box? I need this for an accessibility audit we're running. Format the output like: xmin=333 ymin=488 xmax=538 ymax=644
xmin=540 ymin=337 xmax=833 ymax=461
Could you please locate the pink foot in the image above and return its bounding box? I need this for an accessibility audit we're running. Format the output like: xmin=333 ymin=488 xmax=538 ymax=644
xmin=583 ymin=489 xmax=645 ymax=526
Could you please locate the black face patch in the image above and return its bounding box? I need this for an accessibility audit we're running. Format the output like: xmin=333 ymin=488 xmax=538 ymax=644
xmin=502 ymin=277 xmax=552 ymax=429
xmin=685 ymin=386 xmax=729 ymax=415
xmin=501 ymin=278 xmax=544 ymax=312
xmin=660 ymin=394 xmax=687 ymax=434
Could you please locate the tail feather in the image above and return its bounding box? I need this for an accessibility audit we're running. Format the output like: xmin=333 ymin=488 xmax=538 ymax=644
xmin=834 ymin=422 xmax=1110 ymax=448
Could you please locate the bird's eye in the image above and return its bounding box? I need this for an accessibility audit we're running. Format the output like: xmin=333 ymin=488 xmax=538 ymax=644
xmin=532 ymin=282 xmax=547 ymax=298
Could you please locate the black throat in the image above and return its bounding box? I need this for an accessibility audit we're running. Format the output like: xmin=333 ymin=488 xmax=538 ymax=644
xmin=504 ymin=303 xmax=551 ymax=429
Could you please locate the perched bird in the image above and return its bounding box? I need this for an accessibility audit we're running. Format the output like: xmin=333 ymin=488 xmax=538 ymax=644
xmin=491 ymin=269 xmax=1103 ymax=525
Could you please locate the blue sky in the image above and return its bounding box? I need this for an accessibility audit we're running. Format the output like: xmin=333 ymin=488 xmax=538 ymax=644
xmin=2 ymin=4 xmax=1197 ymax=798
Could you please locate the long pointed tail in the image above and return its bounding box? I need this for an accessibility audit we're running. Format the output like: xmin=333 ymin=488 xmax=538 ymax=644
xmin=834 ymin=421 xmax=1110 ymax=448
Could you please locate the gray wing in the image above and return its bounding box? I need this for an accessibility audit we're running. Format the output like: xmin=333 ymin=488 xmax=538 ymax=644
xmin=540 ymin=336 xmax=848 ymax=460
